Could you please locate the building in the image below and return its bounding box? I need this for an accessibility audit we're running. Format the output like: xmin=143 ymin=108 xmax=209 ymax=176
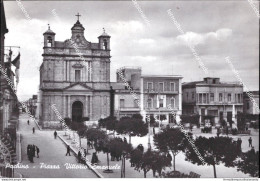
xmin=114 ymin=67 xmax=182 ymax=125
xmin=0 ymin=0 xmax=9 ymax=132
xmin=243 ymin=91 xmax=259 ymax=115
xmin=182 ymin=77 xmax=243 ymax=126
xmin=39 ymin=17 xmax=111 ymax=128
xmin=0 ymin=0 xmax=19 ymax=133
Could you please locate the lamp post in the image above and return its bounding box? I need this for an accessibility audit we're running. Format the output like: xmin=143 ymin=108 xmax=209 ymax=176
xmin=147 ymin=89 xmax=151 ymax=150
xmin=121 ymin=151 xmax=127 ymax=178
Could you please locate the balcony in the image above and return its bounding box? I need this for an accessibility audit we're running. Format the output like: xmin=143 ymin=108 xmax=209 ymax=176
xmin=119 ymin=107 xmax=140 ymax=111
xmin=144 ymin=89 xmax=178 ymax=94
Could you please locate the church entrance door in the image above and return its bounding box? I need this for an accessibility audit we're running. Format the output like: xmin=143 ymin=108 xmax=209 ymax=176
xmin=72 ymin=101 xmax=83 ymax=122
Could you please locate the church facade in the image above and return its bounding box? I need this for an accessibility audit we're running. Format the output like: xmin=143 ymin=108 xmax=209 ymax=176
xmin=39 ymin=18 xmax=111 ymax=128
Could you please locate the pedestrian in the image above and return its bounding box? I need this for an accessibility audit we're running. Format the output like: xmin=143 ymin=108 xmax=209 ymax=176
xmin=78 ymin=151 xmax=82 ymax=163
xmin=153 ymin=127 xmax=155 ymax=134
xmin=27 ymin=145 xmax=30 ymax=159
xmin=123 ymin=137 xmax=127 ymax=143
xmin=189 ymin=124 xmax=193 ymax=132
xmin=54 ymin=130 xmax=57 ymax=139
xmin=248 ymin=137 xmax=253 ymax=147
xmin=66 ymin=145 xmax=71 ymax=156
xmin=32 ymin=127 xmax=35 ymax=134
xmin=32 ymin=145 xmax=36 ymax=157
xmin=91 ymin=152 xmax=98 ymax=165
xmin=27 ymin=120 xmax=30 ymax=125
xmin=36 ymin=146 xmax=40 ymax=158
xmin=84 ymin=149 xmax=87 ymax=158
xmin=226 ymin=126 xmax=229 ymax=136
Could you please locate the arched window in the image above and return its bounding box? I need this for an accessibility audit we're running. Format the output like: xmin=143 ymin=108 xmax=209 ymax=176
xmin=103 ymin=39 xmax=108 ymax=50
xmin=170 ymin=98 xmax=175 ymax=108
xmin=47 ymin=36 xmax=52 ymax=47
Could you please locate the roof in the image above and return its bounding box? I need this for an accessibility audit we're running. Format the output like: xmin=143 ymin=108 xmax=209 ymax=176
xmin=43 ymin=25 xmax=55 ymax=35
xmin=182 ymin=80 xmax=243 ymax=88
xmin=141 ymin=75 xmax=183 ymax=78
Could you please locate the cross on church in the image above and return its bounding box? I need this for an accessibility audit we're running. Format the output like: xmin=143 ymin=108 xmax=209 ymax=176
xmin=75 ymin=13 xmax=81 ymax=21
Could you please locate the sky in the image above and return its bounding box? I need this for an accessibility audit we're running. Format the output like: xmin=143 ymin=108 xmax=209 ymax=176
xmin=4 ymin=0 xmax=259 ymax=101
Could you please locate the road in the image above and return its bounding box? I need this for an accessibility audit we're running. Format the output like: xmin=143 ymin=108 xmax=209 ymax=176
xmin=15 ymin=113 xmax=97 ymax=178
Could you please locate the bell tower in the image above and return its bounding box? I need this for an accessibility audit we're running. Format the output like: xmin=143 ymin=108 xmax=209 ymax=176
xmin=98 ymin=28 xmax=110 ymax=50
xmin=43 ymin=24 xmax=55 ymax=47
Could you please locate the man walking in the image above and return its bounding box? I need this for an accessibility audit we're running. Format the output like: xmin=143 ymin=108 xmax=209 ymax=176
xmin=32 ymin=127 xmax=35 ymax=134
xmin=36 ymin=146 xmax=40 ymax=158
xmin=248 ymin=137 xmax=253 ymax=147
xmin=27 ymin=120 xmax=30 ymax=125
xmin=66 ymin=145 xmax=71 ymax=156
xmin=54 ymin=130 xmax=57 ymax=139
xmin=78 ymin=151 xmax=82 ymax=163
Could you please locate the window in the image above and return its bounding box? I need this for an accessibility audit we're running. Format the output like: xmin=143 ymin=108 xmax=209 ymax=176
xmin=170 ymin=98 xmax=175 ymax=108
xmin=159 ymin=82 xmax=164 ymax=92
xmin=192 ymin=93 xmax=195 ymax=100
xmin=147 ymin=98 xmax=152 ymax=108
xmin=134 ymin=99 xmax=139 ymax=108
xmin=186 ymin=93 xmax=189 ymax=99
xmin=228 ymin=93 xmax=231 ymax=102
xmin=120 ymin=99 xmax=125 ymax=108
xmin=170 ymin=82 xmax=175 ymax=91
xmin=199 ymin=94 xmax=202 ymax=103
xmin=159 ymin=99 xmax=163 ymax=108
xmin=147 ymin=82 xmax=153 ymax=91
xmin=103 ymin=39 xmax=108 ymax=50
xmin=75 ymin=70 xmax=80 ymax=82
xmin=219 ymin=93 xmax=223 ymax=102
xmin=203 ymin=94 xmax=207 ymax=103
xmin=247 ymin=101 xmax=250 ymax=110
xmin=169 ymin=114 xmax=176 ymax=124
xmin=47 ymin=36 xmax=52 ymax=47
xmin=210 ymin=93 xmax=214 ymax=102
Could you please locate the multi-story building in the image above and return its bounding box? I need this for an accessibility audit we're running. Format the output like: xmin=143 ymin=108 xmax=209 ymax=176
xmin=182 ymin=77 xmax=243 ymax=126
xmin=243 ymin=91 xmax=259 ymax=116
xmin=114 ymin=67 xmax=182 ymax=125
xmin=0 ymin=0 xmax=19 ymax=133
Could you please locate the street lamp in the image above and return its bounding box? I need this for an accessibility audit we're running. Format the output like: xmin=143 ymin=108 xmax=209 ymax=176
xmin=121 ymin=151 xmax=127 ymax=178
xmin=147 ymin=89 xmax=151 ymax=150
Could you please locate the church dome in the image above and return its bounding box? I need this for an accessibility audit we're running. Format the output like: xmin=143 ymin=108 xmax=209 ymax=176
xmin=71 ymin=20 xmax=85 ymax=31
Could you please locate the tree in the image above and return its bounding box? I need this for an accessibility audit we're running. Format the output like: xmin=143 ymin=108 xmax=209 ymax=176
xmin=130 ymin=149 xmax=171 ymax=178
xmin=100 ymin=137 xmax=132 ymax=173
xmin=85 ymin=128 xmax=108 ymax=151
xmin=150 ymin=151 xmax=171 ymax=177
xmin=184 ymin=136 xmax=239 ymax=178
xmin=153 ymin=128 xmax=186 ymax=171
xmin=235 ymin=150 xmax=259 ymax=177
xmin=116 ymin=115 xmax=148 ymax=143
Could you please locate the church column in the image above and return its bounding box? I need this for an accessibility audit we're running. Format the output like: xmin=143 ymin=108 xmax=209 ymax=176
xmin=63 ymin=95 xmax=66 ymax=118
xmin=68 ymin=95 xmax=71 ymax=118
xmin=90 ymin=96 xmax=93 ymax=120
xmin=85 ymin=95 xmax=88 ymax=117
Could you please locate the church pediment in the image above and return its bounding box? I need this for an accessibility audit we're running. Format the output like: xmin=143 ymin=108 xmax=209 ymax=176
xmin=64 ymin=83 xmax=93 ymax=91
xmin=72 ymin=62 xmax=84 ymax=68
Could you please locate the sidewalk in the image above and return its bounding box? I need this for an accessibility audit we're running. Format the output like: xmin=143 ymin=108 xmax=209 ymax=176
xmin=58 ymin=132 xmax=154 ymax=178
xmin=15 ymin=113 xmax=98 ymax=178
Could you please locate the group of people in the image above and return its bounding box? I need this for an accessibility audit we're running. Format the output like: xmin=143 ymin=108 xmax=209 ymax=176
xmin=27 ymin=120 xmax=36 ymax=134
xmin=27 ymin=144 xmax=40 ymax=163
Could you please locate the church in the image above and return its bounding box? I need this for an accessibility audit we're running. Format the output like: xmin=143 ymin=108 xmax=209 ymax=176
xmin=39 ymin=15 xmax=112 ymax=128
xmin=38 ymin=14 xmax=183 ymax=129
